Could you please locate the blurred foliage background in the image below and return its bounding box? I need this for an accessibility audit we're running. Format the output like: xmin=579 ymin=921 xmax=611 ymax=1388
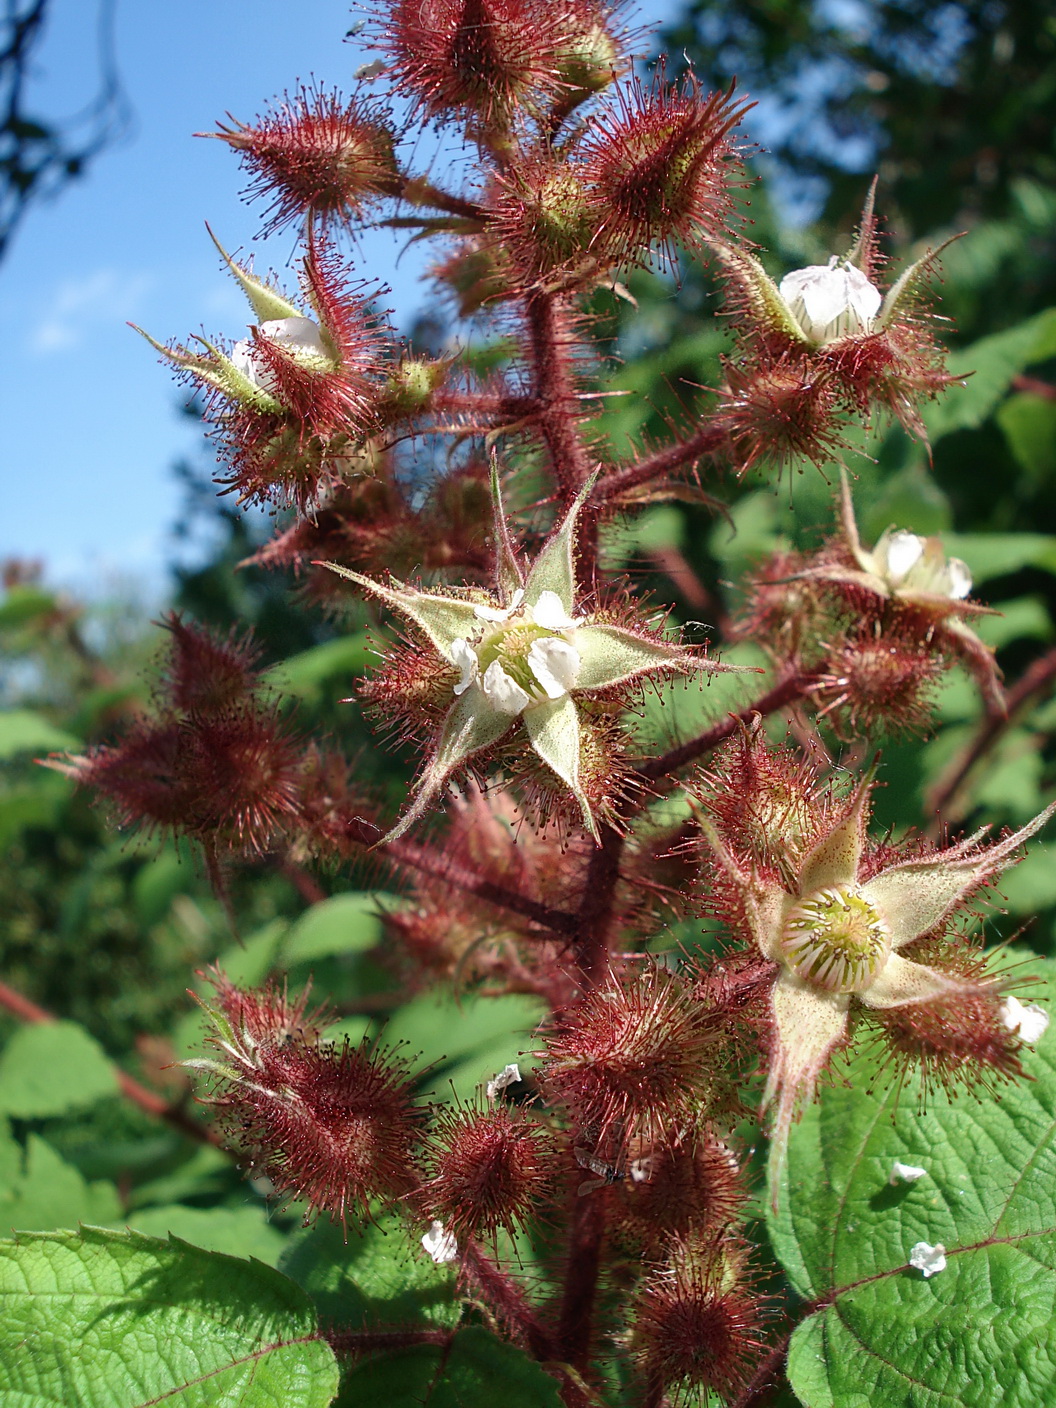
xmin=2 ymin=0 xmax=1055 ymax=1274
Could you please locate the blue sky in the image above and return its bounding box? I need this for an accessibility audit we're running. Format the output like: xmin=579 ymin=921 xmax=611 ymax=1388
xmin=1 ymin=0 xmax=683 ymax=596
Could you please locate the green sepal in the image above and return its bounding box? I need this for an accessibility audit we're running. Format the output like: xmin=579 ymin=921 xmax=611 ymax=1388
xmin=379 ymin=689 xmax=516 ymax=845
xmin=710 ymin=243 xmax=809 ymax=346
xmin=879 ymin=231 xmax=964 ymax=330
xmin=207 ymin=224 xmax=303 ymax=323
xmin=523 ymin=694 xmax=598 ymax=841
xmin=524 ymin=472 xmax=598 ymax=614
xmin=573 ymin=624 xmax=696 ymax=690
xmin=131 ymin=324 xmax=283 ymax=412
xmin=796 ymin=768 xmax=875 ymax=895
xmin=318 ymin=563 xmax=482 ymax=659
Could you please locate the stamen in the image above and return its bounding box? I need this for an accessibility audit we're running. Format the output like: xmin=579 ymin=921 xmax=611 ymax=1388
xmin=780 ymin=885 xmax=891 ymax=993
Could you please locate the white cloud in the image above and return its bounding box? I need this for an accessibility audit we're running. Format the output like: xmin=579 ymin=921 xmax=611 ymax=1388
xmin=31 ymin=269 xmax=154 ymax=354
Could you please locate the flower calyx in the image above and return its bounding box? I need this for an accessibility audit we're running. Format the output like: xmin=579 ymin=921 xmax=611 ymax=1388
xmin=323 ymin=469 xmax=730 ymax=843
xmin=699 ymin=745 xmax=1056 ymax=1188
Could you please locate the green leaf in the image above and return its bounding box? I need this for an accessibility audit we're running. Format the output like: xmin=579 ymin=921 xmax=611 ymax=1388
xmin=771 ymin=966 xmax=1056 ymax=1408
xmin=0 ymin=1227 xmax=339 ymax=1407
xmin=997 ymin=393 xmax=1056 ymax=482
xmin=281 ymin=892 xmax=391 ymax=966
xmin=0 ymin=708 xmax=79 ymax=760
xmin=943 ymin=533 xmax=1056 ymax=581
xmin=925 ymin=307 xmax=1056 ymax=440
xmin=0 ymin=1021 xmax=117 ymax=1118
xmin=337 ymin=1326 xmax=562 ymax=1408
xmin=0 ymin=585 xmax=58 ymax=630
xmin=0 ymin=1132 xmax=121 ymax=1234
xmin=280 ymin=1211 xmax=461 ymax=1329
xmin=120 ymin=1204 xmax=288 ymax=1266
xmin=378 ymin=990 xmax=542 ymax=1095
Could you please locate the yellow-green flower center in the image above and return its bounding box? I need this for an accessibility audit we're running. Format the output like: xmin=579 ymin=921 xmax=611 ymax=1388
xmin=476 ymin=623 xmax=559 ymax=692
xmin=780 ymin=884 xmax=891 ymax=993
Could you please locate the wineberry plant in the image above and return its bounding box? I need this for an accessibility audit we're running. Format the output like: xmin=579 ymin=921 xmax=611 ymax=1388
xmin=6 ymin=5 xmax=1056 ymax=1408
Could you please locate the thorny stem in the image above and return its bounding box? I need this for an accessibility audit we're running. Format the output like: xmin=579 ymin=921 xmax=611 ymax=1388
xmin=596 ymin=422 xmax=727 ymax=502
xmin=526 ymin=292 xmax=596 ymax=503
xmin=636 ymin=673 xmax=811 ymax=781
xmin=0 ymin=979 xmax=224 ymax=1149
xmin=461 ymin=1240 xmax=555 ymax=1361
xmin=398 ymin=174 xmax=485 ymax=221
xmin=926 ymin=642 xmax=1056 ymax=826
xmin=555 ymin=1182 xmax=609 ymax=1373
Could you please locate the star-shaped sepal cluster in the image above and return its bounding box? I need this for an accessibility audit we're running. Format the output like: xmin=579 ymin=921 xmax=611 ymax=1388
xmin=324 ymin=472 xmax=731 ymax=843
xmin=710 ymin=184 xmax=960 ymax=468
xmin=134 ymin=229 xmax=392 ymax=508
xmin=697 ymin=745 xmax=1055 ymax=1184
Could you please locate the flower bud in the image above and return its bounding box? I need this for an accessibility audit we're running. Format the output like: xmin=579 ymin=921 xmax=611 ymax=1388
xmin=778 ymin=256 xmax=882 ymax=345
xmin=204 ymin=87 xmax=401 ymax=235
xmin=421 ymin=1103 xmax=555 ymax=1239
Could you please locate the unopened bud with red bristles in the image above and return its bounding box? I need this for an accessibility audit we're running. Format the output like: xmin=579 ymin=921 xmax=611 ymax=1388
xmin=614 ymin=1126 xmax=746 ymax=1255
xmin=540 ymin=964 xmax=725 ymax=1143
xmin=189 ymin=972 xmax=427 ymax=1226
xmin=202 ymin=85 xmax=401 ymax=236
xmin=377 ymin=0 xmax=589 ymax=137
xmin=419 ymin=1102 xmax=555 ymax=1240
xmin=49 ymin=619 xmax=304 ymax=855
xmin=581 ymin=70 xmax=750 ymax=269
xmin=812 ymin=624 xmax=946 ymax=739
xmin=631 ymin=1235 xmax=768 ymax=1403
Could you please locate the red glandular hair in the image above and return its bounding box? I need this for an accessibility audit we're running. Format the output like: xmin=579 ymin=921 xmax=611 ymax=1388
xmin=541 ymin=965 xmax=725 ymax=1144
xmin=202 ymin=972 xmax=427 ymax=1225
xmin=204 ymin=85 xmax=401 ymax=236
xmin=60 ymin=616 xmax=304 ymax=856
xmin=632 ymin=1236 xmax=769 ymax=1403
xmin=419 ymin=1102 xmax=555 ymax=1239
xmin=580 ymin=71 xmax=749 ymax=269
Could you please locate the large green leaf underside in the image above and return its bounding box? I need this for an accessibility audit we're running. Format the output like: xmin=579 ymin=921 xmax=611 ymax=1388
xmin=771 ymin=965 xmax=1056 ymax=1408
xmin=0 ymin=1227 xmax=339 ymax=1408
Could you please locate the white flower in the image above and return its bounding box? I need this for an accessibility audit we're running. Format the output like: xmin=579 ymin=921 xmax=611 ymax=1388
xmin=486 ymin=1062 xmax=522 ymax=1101
xmin=473 ymin=588 xmax=526 ymax=624
xmin=999 ymin=995 xmax=1050 ymax=1045
xmin=529 ymin=590 xmax=582 ymax=631
xmin=450 ymin=638 xmax=480 ymax=696
xmin=870 ymin=528 xmax=972 ymax=600
xmin=778 ymin=257 xmax=882 ymax=345
xmin=231 ymin=315 xmax=330 ymax=395
xmin=890 ymin=1160 xmax=927 ymax=1185
xmin=421 ymin=1220 xmax=458 ymax=1264
xmin=527 ymin=637 xmax=581 ymax=698
xmin=481 ymin=660 xmax=532 ymax=715
xmin=908 ymin=1241 xmax=946 ymax=1278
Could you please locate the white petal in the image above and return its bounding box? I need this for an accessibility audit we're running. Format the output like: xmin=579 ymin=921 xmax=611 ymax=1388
xmin=530 ymin=590 xmax=577 ymax=631
xmin=908 ymin=1241 xmax=946 ymax=1278
xmin=481 ymin=661 xmax=531 ymax=715
xmin=421 ymin=1220 xmax=458 ymax=1263
xmin=944 ymin=557 xmax=973 ymax=599
xmin=486 ymin=1063 xmax=522 ymax=1100
xmin=258 ymin=315 xmax=328 ymax=358
xmin=890 ymin=1160 xmax=927 ymax=1184
xmin=450 ymin=638 xmax=479 ymax=696
xmin=880 ymin=530 xmax=926 ymax=584
xmin=779 ymin=261 xmax=881 ymax=342
xmin=528 ymin=637 xmax=581 ymax=699
xmin=474 ymin=590 xmax=523 ymax=623
xmin=1000 ymin=994 xmax=1049 ymax=1045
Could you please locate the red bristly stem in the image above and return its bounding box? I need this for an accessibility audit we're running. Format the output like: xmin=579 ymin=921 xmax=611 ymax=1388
xmin=636 ymin=672 xmax=812 ymax=781
xmin=344 ymin=816 xmax=579 ymax=935
xmin=526 ymin=292 xmax=595 ymax=502
xmin=596 ymin=422 xmax=727 ymax=501
xmin=326 ymin=1326 xmax=456 ymax=1354
xmin=461 ymin=1240 xmax=555 ymax=1361
xmin=0 ymin=979 xmax=224 ymax=1149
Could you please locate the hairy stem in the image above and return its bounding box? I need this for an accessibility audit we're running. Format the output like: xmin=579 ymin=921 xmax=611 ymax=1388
xmin=636 ymin=673 xmax=811 ymax=782
xmin=525 ymin=292 xmax=595 ymax=501
xmin=461 ymin=1240 xmax=554 ymax=1360
xmin=0 ymin=979 xmax=224 ymax=1149
xmin=597 ymin=422 xmax=726 ymax=502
